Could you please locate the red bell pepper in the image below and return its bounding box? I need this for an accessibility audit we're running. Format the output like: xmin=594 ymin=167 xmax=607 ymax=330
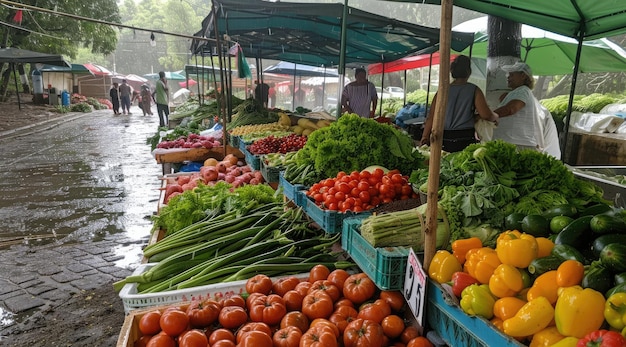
xmin=577 ymin=330 xmax=626 ymax=347
xmin=450 ymin=271 xmax=480 ymax=297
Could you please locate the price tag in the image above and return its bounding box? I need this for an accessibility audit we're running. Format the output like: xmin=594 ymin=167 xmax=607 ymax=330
xmin=404 ymin=248 xmax=427 ymax=328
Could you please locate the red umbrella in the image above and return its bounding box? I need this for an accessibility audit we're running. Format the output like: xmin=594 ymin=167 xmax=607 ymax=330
xmin=178 ymin=79 xmax=197 ymax=88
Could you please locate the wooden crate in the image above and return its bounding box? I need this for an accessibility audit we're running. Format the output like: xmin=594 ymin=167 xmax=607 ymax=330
xmin=154 ymin=145 xmax=243 ymax=164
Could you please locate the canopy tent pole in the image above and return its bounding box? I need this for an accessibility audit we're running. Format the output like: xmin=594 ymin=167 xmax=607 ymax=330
xmin=12 ymin=63 xmax=21 ymax=110
xmin=424 ymin=0 xmax=453 ymax=270
xmin=292 ymin=64 xmax=297 ymax=111
xmin=322 ymin=66 xmax=327 ymax=109
xmin=337 ymin=0 xmax=349 ymax=118
xmin=379 ymin=62 xmax=385 ymax=116
xmin=210 ymin=0 xmax=227 ymax=157
xmin=561 ymin=32 xmax=584 ymax=161
xmin=403 ymin=69 xmax=407 ymax=105
xmin=423 ymin=53 xmax=434 ymax=118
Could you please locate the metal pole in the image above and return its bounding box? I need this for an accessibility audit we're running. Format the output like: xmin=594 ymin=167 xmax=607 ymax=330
xmin=337 ymin=0 xmax=349 ymax=117
xmin=561 ymin=31 xmax=584 ymax=162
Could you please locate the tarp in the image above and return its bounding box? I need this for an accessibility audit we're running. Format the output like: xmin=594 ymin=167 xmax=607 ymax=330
xmin=368 ymin=53 xmax=454 ymax=75
xmin=190 ymin=0 xmax=475 ymax=66
xmin=83 ymin=63 xmax=112 ymax=76
xmin=389 ymin=0 xmax=626 ymax=40
xmin=263 ymin=61 xmax=339 ymax=77
xmin=39 ymin=63 xmax=91 ymax=74
xmin=143 ymin=71 xmax=187 ymax=81
xmin=0 ymin=48 xmax=69 ymax=67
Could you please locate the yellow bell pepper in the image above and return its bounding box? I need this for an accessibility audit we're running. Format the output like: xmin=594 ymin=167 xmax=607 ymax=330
xmin=489 ymin=263 xmax=524 ymax=298
xmin=547 ymin=337 xmax=579 ymax=347
xmin=535 ymin=237 xmax=555 ymax=258
xmin=503 ymin=296 xmax=554 ymax=337
xmin=529 ymin=326 xmax=566 ymax=347
xmin=460 ymin=284 xmax=496 ymax=319
xmin=428 ymin=250 xmax=462 ymax=284
xmin=496 ymin=230 xmax=539 ymax=268
xmin=464 ymin=247 xmax=501 ymax=284
xmin=605 ymin=292 xmax=626 ymax=331
xmin=555 ymin=285 xmax=606 ymax=338
xmin=526 ymin=270 xmax=559 ymax=305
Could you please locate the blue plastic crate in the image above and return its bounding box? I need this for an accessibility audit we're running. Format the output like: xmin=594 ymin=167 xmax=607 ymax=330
xmin=302 ymin=195 xmax=369 ymax=234
xmin=278 ymin=172 xmax=307 ymax=205
xmin=242 ymin=145 xmax=261 ymax=171
xmin=260 ymin=157 xmax=281 ymax=183
xmin=427 ymin=281 xmax=525 ymax=347
xmin=341 ymin=217 xmax=408 ymax=290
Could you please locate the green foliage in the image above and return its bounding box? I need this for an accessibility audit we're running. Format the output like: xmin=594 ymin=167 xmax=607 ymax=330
xmin=540 ymin=93 xmax=619 ymax=124
xmin=70 ymin=102 xmax=93 ymax=113
xmin=54 ymin=105 xmax=71 ymax=114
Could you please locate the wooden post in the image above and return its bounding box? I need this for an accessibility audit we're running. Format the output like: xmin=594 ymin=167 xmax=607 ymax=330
xmin=423 ymin=0 xmax=453 ymax=271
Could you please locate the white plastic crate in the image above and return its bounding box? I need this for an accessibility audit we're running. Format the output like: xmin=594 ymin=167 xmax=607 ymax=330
xmin=119 ymin=263 xmax=309 ymax=314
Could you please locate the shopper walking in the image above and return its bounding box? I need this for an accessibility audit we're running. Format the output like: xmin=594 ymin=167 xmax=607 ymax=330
xmin=109 ymin=82 xmax=120 ymax=115
xmin=119 ymin=79 xmax=132 ymax=115
xmin=153 ymin=71 xmax=170 ymax=127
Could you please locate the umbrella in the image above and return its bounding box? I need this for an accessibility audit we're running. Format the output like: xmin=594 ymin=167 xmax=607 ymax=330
xmin=453 ymin=16 xmax=626 ymax=75
xmin=83 ymin=63 xmax=112 ymax=76
xmin=178 ymin=79 xmax=197 ymax=88
xmin=263 ymin=61 xmax=339 ymax=77
xmin=143 ymin=71 xmax=187 ymax=81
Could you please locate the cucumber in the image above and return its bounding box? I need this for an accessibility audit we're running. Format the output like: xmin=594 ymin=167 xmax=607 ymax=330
xmin=528 ymin=255 xmax=564 ymax=276
xmin=521 ymin=214 xmax=550 ymax=237
xmin=549 ymin=215 xmax=574 ymax=234
xmin=542 ymin=204 xmax=578 ymax=219
xmin=600 ymin=243 xmax=626 ymax=272
xmin=551 ymin=244 xmax=586 ymax=264
xmin=579 ymin=203 xmax=612 ymax=217
xmin=554 ymin=215 xmax=593 ymax=250
xmin=505 ymin=212 xmax=525 ymax=231
xmin=614 ymin=272 xmax=626 ymax=285
xmin=581 ymin=263 xmax=613 ymax=294
xmin=591 ymin=234 xmax=626 ymax=258
xmin=606 ymin=282 xmax=626 ymax=298
xmin=590 ymin=214 xmax=626 ymax=234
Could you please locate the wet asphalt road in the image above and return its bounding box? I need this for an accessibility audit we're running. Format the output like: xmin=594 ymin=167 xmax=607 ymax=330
xmin=0 ymin=106 xmax=163 ymax=331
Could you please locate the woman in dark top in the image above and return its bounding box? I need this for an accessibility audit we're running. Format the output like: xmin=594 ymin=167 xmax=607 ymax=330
xmin=109 ymin=82 xmax=120 ymax=115
xmin=420 ymin=55 xmax=499 ymax=152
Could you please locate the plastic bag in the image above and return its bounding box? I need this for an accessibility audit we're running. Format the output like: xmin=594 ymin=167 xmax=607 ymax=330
xmin=475 ymin=119 xmax=497 ymax=142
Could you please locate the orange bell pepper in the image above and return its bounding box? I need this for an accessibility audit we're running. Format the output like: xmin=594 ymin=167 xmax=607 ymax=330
xmin=526 ymin=270 xmax=559 ymax=305
xmin=496 ymin=230 xmax=539 ymax=268
xmin=464 ymin=247 xmax=501 ymax=284
xmin=451 ymin=237 xmax=482 ymax=264
xmin=493 ymin=296 xmax=527 ymax=321
xmin=535 ymin=237 xmax=555 ymax=258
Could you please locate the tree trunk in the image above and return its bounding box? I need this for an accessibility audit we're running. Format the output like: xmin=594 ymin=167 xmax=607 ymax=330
xmin=485 ymin=16 xmax=521 ymax=107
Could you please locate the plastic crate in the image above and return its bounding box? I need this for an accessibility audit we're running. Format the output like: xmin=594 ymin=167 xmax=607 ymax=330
xmin=302 ymin=195 xmax=369 ymax=234
xmin=228 ymin=134 xmax=240 ymax=148
xmin=278 ymin=171 xmax=307 ymax=206
xmin=242 ymin=145 xmax=261 ymax=171
xmin=427 ymin=281 xmax=526 ymax=347
xmin=341 ymin=216 xmax=408 ymax=290
xmin=119 ymin=263 xmax=310 ymax=314
xmin=260 ymin=157 xmax=282 ymax=183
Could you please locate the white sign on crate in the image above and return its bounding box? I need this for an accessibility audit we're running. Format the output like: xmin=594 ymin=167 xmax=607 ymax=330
xmin=404 ymin=248 xmax=427 ymax=329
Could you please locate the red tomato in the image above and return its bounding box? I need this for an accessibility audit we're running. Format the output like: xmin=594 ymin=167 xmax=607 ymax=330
xmin=272 ymin=276 xmax=301 ymax=296
xmin=246 ymin=292 xmax=265 ymax=310
xmin=178 ymin=329 xmax=208 ymax=347
xmin=329 ymin=305 xmax=358 ymax=333
xmin=357 ymin=181 xmax=370 ymax=192
xmin=406 ymin=336 xmax=434 ymax=347
xmin=218 ymin=305 xmax=247 ymax=329
xmin=309 ymin=264 xmax=331 ymax=282
xmin=390 ymin=173 xmax=405 ymax=184
xmin=139 ymin=310 xmax=162 ymax=335
xmin=359 ymin=170 xmax=371 ymax=180
xmin=237 ymin=330 xmax=273 ymax=347
xmin=159 ymin=309 xmax=189 ymax=337
xmin=343 ymin=318 xmax=385 ymax=347
xmin=310 ymin=318 xmax=341 ymax=338
xmin=358 ymin=190 xmax=371 ymax=203
xmin=246 ymin=274 xmax=273 ymax=295
xmin=208 ymin=328 xmax=235 ymax=345
xmin=146 ymin=332 xmax=175 ymax=347
xmin=380 ymin=291 xmax=405 ymax=312
xmin=358 ymin=299 xmax=391 ymax=324
xmin=220 ymin=294 xmax=245 ymax=308
xmin=307 ymin=280 xmax=341 ymax=302
xmin=280 ymin=311 xmax=309 ymax=332
xmin=273 ymin=326 xmax=302 ymax=347
xmin=381 ymin=315 xmax=405 ymax=339
xmin=302 ymin=291 xmax=334 ymax=320
xmin=134 ymin=335 xmax=152 ymax=347
xmin=327 ymin=269 xmax=350 ymax=292
xmin=282 ymin=289 xmax=304 ymax=312
xmin=349 ymin=171 xmax=360 ymax=181
xmin=236 ymin=322 xmax=273 ymax=343
xmin=212 ymin=341 xmax=235 ymax=347
xmin=371 ymin=168 xmax=385 ymax=179
xmin=294 ymin=281 xmax=312 ymax=296
xmin=186 ymin=299 xmax=220 ymax=328
xmin=335 ymin=298 xmax=355 ymax=309
xmin=343 ymin=273 xmax=376 ymax=305
xmin=248 ymin=294 xmax=287 ymax=325
xmin=300 ymin=324 xmax=338 ymax=347
xmin=400 ymin=326 xmax=420 ymax=344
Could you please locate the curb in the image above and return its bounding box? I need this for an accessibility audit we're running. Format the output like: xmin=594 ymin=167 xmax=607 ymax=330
xmin=0 ymin=111 xmax=91 ymax=140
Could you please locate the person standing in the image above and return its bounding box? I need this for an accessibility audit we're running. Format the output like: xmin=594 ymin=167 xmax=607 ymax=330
xmin=493 ymin=62 xmax=544 ymax=152
xmin=109 ymin=82 xmax=120 ymax=115
xmin=254 ymin=80 xmax=270 ymax=107
xmin=119 ymin=79 xmax=132 ymax=115
xmin=420 ymin=55 xmax=499 ymax=152
xmin=268 ymin=82 xmax=276 ymax=108
xmin=140 ymin=84 xmax=153 ymax=116
xmin=341 ymin=67 xmax=378 ymax=118
xmin=153 ymin=71 xmax=170 ymax=127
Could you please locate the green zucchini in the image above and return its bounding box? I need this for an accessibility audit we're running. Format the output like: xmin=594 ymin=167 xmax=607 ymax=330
xmin=581 ymin=263 xmax=613 ymax=294
xmin=591 ymin=233 xmax=626 ymax=258
xmin=504 ymin=212 xmax=525 ymax=231
xmin=554 ymin=215 xmax=593 ymax=250
xmin=528 ymin=255 xmax=564 ymax=276
xmin=600 ymin=243 xmax=626 ymax=272
xmin=579 ymin=203 xmax=612 ymax=217
xmin=551 ymin=244 xmax=586 ymax=264
xmin=614 ymin=272 xmax=626 ymax=285
xmin=521 ymin=214 xmax=550 ymax=237
xmin=606 ymin=282 xmax=626 ymax=298
xmin=542 ymin=204 xmax=578 ymax=219
xmin=590 ymin=214 xmax=626 ymax=234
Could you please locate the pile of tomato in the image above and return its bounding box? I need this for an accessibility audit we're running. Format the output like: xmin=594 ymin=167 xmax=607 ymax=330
xmin=133 ymin=265 xmax=434 ymax=347
xmin=249 ymin=134 xmax=307 ymax=155
xmin=306 ymin=168 xmax=417 ymax=213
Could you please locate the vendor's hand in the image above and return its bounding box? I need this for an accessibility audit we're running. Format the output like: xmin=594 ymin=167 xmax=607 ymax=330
xmin=420 ymin=137 xmax=430 ymax=146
